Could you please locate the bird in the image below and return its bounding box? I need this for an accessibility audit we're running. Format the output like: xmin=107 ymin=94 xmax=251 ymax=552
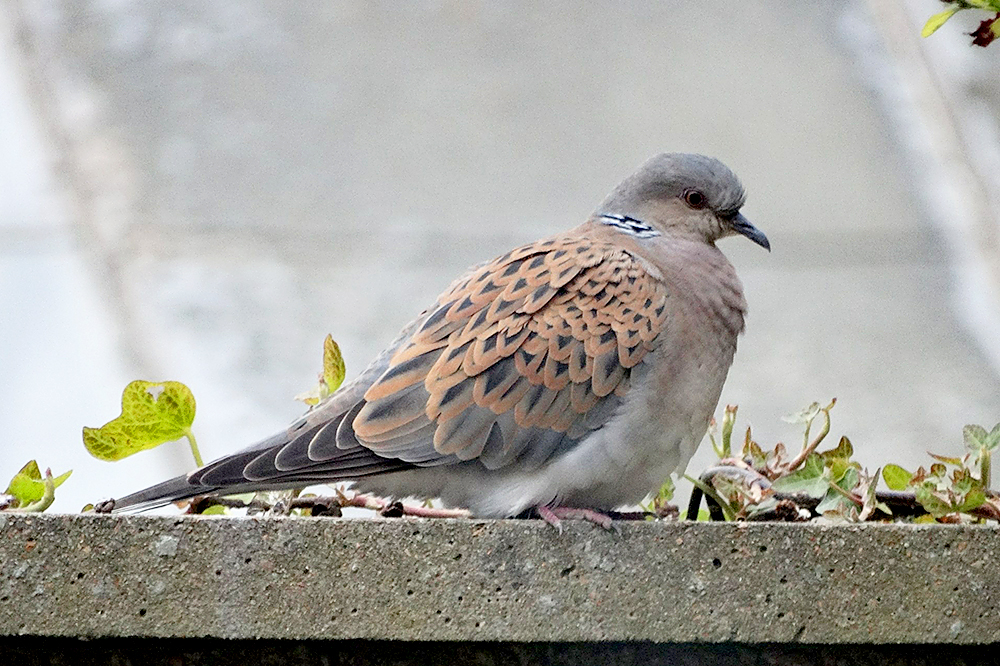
xmin=108 ymin=153 xmax=769 ymax=524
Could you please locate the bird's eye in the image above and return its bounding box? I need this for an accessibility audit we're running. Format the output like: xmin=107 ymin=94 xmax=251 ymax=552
xmin=683 ymin=189 xmax=707 ymax=209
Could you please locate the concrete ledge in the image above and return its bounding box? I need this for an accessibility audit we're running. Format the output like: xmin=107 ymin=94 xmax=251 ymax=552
xmin=1 ymin=514 xmax=999 ymax=644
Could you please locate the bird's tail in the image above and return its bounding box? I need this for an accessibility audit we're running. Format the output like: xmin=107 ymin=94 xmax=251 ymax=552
xmin=109 ymin=473 xmax=218 ymax=513
xmin=105 ymin=340 xmax=413 ymax=513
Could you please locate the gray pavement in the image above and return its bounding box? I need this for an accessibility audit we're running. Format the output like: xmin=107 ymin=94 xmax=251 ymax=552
xmin=2 ymin=1 xmax=999 ymax=511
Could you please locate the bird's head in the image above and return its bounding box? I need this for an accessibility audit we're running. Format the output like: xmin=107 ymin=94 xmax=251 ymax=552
xmin=596 ymin=153 xmax=770 ymax=251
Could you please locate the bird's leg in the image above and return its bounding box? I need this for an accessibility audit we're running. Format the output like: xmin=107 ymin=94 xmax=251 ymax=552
xmin=552 ymin=507 xmax=615 ymax=530
xmin=535 ymin=505 xmax=615 ymax=531
xmin=535 ymin=505 xmax=564 ymax=532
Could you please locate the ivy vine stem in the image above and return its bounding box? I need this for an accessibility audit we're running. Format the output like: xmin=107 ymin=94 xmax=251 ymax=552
xmin=184 ymin=429 xmax=204 ymax=468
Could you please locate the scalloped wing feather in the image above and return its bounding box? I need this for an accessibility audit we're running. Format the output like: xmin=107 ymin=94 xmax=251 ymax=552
xmin=352 ymin=235 xmax=671 ymax=469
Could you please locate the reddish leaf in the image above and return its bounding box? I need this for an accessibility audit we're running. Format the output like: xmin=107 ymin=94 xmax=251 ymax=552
xmin=970 ymin=13 xmax=1000 ymax=47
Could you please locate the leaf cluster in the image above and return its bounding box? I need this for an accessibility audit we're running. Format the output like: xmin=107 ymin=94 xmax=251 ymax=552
xmin=1 ymin=461 xmax=71 ymax=513
xmin=681 ymin=401 xmax=1000 ymax=524
xmin=923 ymin=1 xmax=1000 ymax=47
xmin=882 ymin=424 xmax=1000 ymax=521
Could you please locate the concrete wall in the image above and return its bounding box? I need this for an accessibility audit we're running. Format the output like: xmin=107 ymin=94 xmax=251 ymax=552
xmin=3 ymin=514 xmax=1000 ymax=664
xmin=3 ymin=514 xmax=999 ymax=644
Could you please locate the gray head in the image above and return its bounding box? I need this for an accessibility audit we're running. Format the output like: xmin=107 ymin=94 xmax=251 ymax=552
xmin=595 ymin=153 xmax=769 ymax=250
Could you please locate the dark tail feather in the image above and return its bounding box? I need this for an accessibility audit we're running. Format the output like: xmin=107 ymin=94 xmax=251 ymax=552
xmin=110 ymin=474 xmax=217 ymax=513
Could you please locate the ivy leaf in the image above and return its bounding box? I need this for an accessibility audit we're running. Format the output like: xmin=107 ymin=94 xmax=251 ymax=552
xmin=820 ymin=435 xmax=854 ymax=461
xmin=922 ymin=7 xmax=960 ymax=37
xmin=781 ymin=402 xmax=821 ymax=425
xmin=984 ymin=423 xmax=1000 ymax=451
xmin=296 ymin=335 xmax=347 ymax=406
xmin=773 ymin=453 xmax=828 ymax=498
xmin=816 ymin=488 xmax=853 ymax=516
xmin=970 ymin=12 xmax=1000 ymax=47
xmin=957 ymin=487 xmax=986 ymax=513
xmin=882 ymin=464 xmax=913 ymax=491
xmin=913 ymin=483 xmax=954 ymax=518
xmin=836 ymin=467 xmax=860 ymax=491
xmin=858 ymin=468 xmax=889 ymax=521
xmin=822 ymin=437 xmax=860 ymax=483
xmin=5 ymin=461 xmax=71 ymax=507
xmin=964 ymin=424 xmax=990 ymax=451
xmin=322 ymin=335 xmax=346 ymax=393
xmin=82 ymin=380 xmax=196 ymax=461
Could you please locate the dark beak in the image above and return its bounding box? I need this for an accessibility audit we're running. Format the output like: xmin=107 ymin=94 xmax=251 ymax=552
xmin=731 ymin=213 xmax=770 ymax=251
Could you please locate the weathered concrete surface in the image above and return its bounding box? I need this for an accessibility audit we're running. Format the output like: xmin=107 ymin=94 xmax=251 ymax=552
xmin=2 ymin=514 xmax=999 ymax=644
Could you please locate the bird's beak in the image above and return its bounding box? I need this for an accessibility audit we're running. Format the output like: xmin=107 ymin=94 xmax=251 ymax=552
xmin=731 ymin=213 xmax=770 ymax=251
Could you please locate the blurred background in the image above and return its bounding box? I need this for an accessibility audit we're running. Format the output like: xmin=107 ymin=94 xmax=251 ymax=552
xmin=2 ymin=1 xmax=1000 ymax=512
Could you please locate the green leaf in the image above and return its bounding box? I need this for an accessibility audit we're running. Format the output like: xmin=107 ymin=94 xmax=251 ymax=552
xmin=922 ymin=7 xmax=960 ymax=37
xmin=322 ymin=334 xmax=346 ymax=394
xmin=882 ymin=464 xmax=913 ymax=491
xmin=782 ymin=402 xmax=821 ymax=425
xmin=914 ymin=483 xmax=954 ymax=518
xmin=820 ymin=436 xmax=854 ymax=461
xmin=82 ymin=380 xmax=196 ymax=461
xmin=964 ymin=424 xmax=989 ymax=451
xmin=816 ymin=488 xmax=853 ymax=515
xmin=837 ymin=467 xmax=860 ymax=491
xmin=200 ymin=505 xmax=227 ymax=515
xmin=827 ymin=460 xmax=848 ymax=484
xmin=5 ymin=460 xmax=72 ymax=506
xmin=773 ymin=454 xmax=829 ymax=498
xmin=957 ymin=487 xmax=986 ymax=513
xmin=985 ymin=423 xmax=1000 ymax=451
xmin=296 ymin=334 xmax=347 ymax=406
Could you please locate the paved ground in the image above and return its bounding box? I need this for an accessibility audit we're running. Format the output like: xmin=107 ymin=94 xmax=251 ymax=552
xmin=2 ymin=1 xmax=1000 ymax=511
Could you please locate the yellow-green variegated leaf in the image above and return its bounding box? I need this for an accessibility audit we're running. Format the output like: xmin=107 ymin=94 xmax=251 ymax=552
xmin=5 ymin=460 xmax=71 ymax=506
xmin=83 ymin=380 xmax=196 ymax=461
xmin=922 ymin=8 xmax=960 ymax=37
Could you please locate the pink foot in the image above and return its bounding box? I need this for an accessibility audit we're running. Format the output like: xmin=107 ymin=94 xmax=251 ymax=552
xmin=536 ymin=506 xmax=615 ymax=531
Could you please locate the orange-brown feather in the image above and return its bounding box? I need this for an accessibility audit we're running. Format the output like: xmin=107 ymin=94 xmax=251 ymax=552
xmin=355 ymin=235 xmax=671 ymax=465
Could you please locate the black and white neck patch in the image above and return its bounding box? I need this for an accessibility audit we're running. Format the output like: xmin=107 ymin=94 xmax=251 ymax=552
xmin=598 ymin=214 xmax=660 ymax=239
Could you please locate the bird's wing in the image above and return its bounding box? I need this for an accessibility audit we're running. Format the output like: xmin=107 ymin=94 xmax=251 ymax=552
xmin=348 ymin=233 xmax=671 ymax=470
xmin=112 ymin=234 xmax=672 ymax=510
